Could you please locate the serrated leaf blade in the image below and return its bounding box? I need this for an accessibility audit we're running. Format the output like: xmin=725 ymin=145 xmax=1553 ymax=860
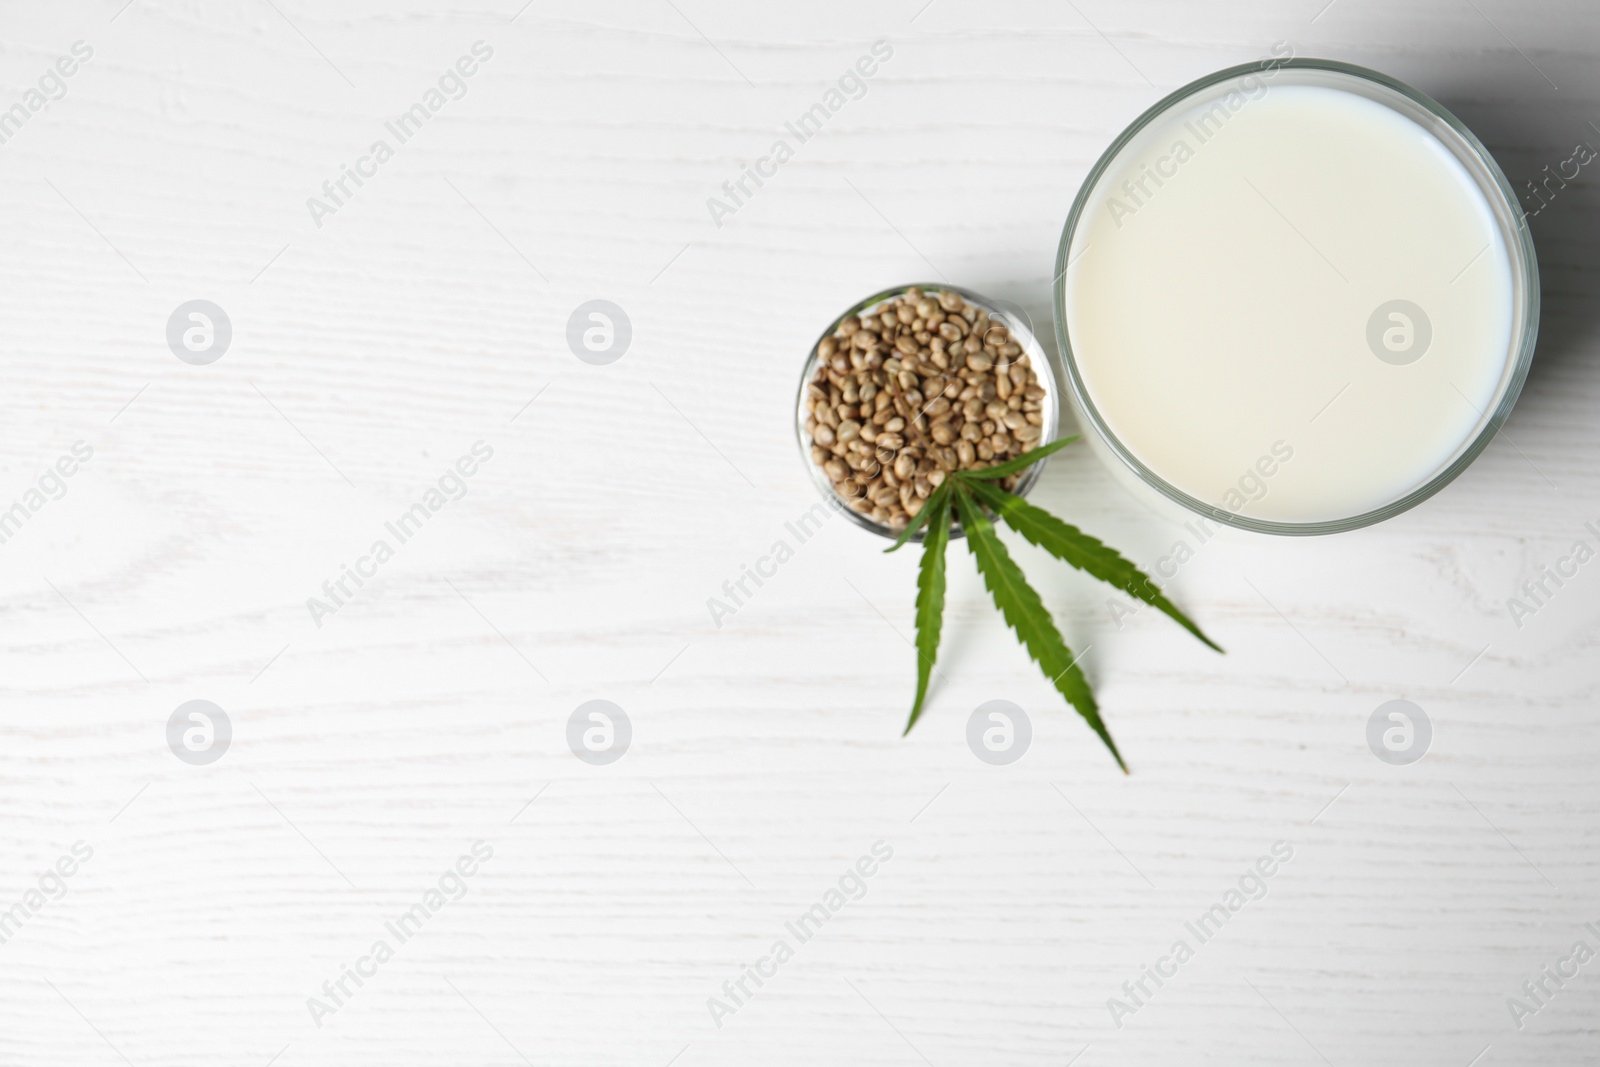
xmin=883 ymin=478 xmax=949 ymax=554
xmin=955 ymin=435 xmax=1080 ymax=480
xmin=963 ymin=478 xmax=1222 ymax=653
xmin=952 ymin=484 xmax=1126 ymax=772
xmin=905 ymin=484 xmax=953 ymax=734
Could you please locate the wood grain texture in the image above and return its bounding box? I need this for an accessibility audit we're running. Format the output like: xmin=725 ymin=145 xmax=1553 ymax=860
xmin=1 ymin=1 xmax=1598 ymax=1064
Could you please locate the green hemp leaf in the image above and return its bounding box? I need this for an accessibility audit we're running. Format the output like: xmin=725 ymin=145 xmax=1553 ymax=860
xmin=889 ymin=439 xmax=1222 ymax=771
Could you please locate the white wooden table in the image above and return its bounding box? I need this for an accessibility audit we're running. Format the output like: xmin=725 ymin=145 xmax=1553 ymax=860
xmin=3 ymin=1 xmax=1598 ymax=1064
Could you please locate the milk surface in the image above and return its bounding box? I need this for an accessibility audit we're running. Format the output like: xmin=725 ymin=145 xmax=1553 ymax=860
xmin=1064 ymin=76 xmax=1517 ymax=525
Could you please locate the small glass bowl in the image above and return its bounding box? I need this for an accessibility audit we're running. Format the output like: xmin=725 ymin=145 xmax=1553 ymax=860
xmin=795 ymin=283 xmax=1063 ymax=541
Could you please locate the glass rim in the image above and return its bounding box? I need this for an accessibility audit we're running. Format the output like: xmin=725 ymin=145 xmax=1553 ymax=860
xmin=795 ymin=282 xmax=1063 ymax=542
xmin=1052 ymin=57 xmax=1541 ymax=536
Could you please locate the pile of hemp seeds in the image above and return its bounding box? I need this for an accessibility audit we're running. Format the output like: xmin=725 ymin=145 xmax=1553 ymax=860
xmin=802 ymin=288 xmax=1047 ymax=529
